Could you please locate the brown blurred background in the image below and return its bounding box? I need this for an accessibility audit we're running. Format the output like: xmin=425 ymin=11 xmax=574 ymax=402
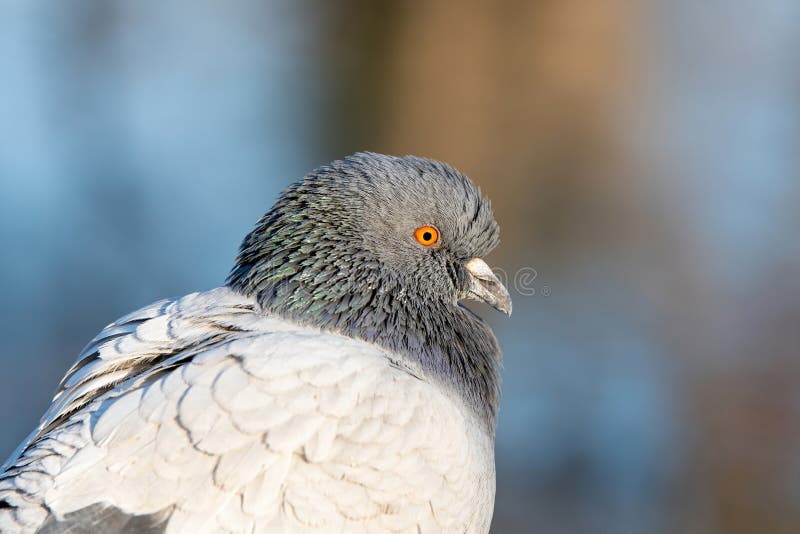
xmin=1 ymin=1 xmax=799 ymax=533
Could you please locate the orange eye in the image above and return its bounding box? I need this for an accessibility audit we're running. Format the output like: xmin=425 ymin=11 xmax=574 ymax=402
xmin=414 ymin=225 xmax=440 ymax=247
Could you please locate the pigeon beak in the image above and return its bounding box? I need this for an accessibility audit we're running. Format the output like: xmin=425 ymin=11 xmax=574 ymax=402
xmin=464 ymin=258 xmax=512 ymax=316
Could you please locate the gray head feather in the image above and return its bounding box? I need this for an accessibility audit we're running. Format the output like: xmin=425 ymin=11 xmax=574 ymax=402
xmin=228 ymin=152 xmax=503 ymax=429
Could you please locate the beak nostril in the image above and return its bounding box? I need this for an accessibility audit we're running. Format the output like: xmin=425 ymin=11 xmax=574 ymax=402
xmin=463 ymin=258 xmax=512 ymax=316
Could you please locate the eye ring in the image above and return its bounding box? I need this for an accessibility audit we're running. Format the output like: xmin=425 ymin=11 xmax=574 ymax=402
xmin=414 ymin=225 xmax=440 ymax=247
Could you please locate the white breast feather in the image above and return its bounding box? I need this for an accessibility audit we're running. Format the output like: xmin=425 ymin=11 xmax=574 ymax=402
xmin=0 ymin=287 xmax=495 ymax=533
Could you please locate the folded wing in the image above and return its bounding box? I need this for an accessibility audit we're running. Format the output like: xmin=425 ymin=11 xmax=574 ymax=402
xmin=0 ymin=288 xmax=493 ymax=533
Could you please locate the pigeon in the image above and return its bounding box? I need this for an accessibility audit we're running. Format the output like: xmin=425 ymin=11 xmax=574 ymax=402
xmin=0 ymin=152 xmax=511 ymax=533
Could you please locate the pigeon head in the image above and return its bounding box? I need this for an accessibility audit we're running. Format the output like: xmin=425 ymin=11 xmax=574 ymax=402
xmin=228 ymin=152 xmax=510 ymax=427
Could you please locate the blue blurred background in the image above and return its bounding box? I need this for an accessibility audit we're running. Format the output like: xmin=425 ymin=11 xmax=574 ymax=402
xmin=1 ymin=2 xmax=799 ymax=533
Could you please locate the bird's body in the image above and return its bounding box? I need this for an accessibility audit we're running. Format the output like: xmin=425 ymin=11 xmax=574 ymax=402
xmin=0 ymin=153 xmax=509 ymax=533
xmin=1 ymin=288 xmax=495 ymax=533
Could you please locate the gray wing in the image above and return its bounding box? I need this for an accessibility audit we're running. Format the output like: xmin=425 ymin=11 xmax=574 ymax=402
xmin=0 ymin=287 xmax=494 ymax=533
xmin=39 ymin=503 xmax=171 ymax=534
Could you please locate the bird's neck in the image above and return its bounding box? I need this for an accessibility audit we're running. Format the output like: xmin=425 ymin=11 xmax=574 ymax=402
xmin=345 ymin=293 xmax=501 ymax=433
xmin=228 ymin=270 xmax=501 ymax=432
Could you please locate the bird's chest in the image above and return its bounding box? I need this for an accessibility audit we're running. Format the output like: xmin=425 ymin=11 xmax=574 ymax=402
xmin=233 ymin=351 xmax=498 ymax=532
xmin=37 ymin=343 xmax=498 ymax=533
xmin=314 ymin=368 xmax=497 ymax=532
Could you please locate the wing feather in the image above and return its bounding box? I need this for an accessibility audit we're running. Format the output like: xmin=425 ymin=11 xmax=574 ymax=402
xmin=0 ymin=287 xmax=495 ymax=533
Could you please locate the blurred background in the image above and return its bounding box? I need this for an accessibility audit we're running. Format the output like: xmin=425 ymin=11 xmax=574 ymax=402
xmin=1 ymin=1 xmax=799 ymax=532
